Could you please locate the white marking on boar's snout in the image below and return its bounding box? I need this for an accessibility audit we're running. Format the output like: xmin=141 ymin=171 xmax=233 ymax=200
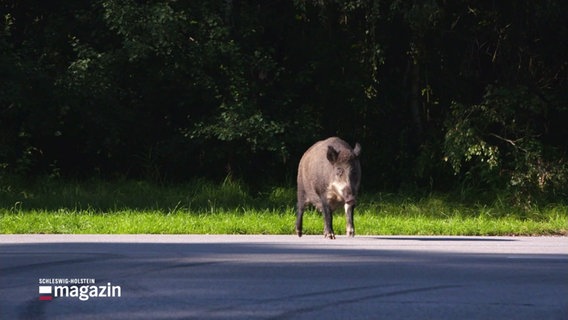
xmin=330 ymin=181 xmax=356 ymax=205
xmin=330 ymin=181 xmax=348 ymax=197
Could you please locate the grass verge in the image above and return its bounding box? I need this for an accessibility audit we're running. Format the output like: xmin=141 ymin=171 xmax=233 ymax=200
xmin=1 ymin=178 xmax=566 ymax=236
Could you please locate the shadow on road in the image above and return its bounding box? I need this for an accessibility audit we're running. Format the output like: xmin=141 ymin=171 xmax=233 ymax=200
xmin=375 ymin=237 xmax=518 ymax=242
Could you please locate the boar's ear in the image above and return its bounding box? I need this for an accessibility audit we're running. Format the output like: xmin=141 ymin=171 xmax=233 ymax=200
xmin=353 ymin=143 xmax=361 ymax=157
xmin=327 ymin=145 xmax=339 ymax=164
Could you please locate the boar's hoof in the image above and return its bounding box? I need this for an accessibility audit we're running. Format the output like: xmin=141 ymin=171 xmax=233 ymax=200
xmin=324 ymin=232 xmax=336 ymax=239
xmin=296 ymin=230 xmax=303 ymax=237
xmin=347 ymin=230 xmax=355 ymax=237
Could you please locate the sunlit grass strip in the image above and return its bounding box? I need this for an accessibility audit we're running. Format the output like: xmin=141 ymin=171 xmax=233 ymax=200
xmin=1 ymin=178 xmax=566 ymax=236
xmin=1 ymin=208 xmax=566 ymax=236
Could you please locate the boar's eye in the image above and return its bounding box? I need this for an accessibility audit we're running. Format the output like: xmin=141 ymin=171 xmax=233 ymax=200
xmin=335 ymin=167 xmax=344 ymax=176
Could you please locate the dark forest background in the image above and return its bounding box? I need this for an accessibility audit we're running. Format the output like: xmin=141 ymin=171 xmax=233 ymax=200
xmin=1 ymin=1 xmax=567 ymax=202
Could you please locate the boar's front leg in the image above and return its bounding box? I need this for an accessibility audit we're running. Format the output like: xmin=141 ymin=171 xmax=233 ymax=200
xmin=345 ymin=203 xmax=355 ymax=237
xmin=322 ymin=204 xmax=335 ymax=239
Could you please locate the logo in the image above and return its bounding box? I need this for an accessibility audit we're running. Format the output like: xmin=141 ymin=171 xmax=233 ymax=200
xmin=38 ymin=278 xmax=122 ymax=301
xmin=39 ymin=286 xmax=53 ymax=301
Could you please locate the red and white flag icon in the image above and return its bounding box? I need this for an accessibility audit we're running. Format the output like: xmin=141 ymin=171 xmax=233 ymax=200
xmin=39 ymin=286 xmax=53 ymax=301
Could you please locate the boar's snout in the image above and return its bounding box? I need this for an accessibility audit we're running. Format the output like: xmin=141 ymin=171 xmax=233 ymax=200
xmin=343 ymin=189 xmax=356 ymax=205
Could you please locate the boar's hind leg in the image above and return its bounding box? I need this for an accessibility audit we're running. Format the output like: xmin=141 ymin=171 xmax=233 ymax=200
xmin=295 ymin=202 xmax=305 ymax=237
xmin=296 ymin=188 xmax=307 ymax=237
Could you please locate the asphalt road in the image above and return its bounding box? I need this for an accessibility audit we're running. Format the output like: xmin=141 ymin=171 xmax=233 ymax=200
xmin=1 ymin=235 xmax=567 ymax=320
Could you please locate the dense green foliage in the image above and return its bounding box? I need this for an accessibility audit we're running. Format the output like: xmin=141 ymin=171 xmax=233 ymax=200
xmin=2 ymin=1 xmax=567 ymax=201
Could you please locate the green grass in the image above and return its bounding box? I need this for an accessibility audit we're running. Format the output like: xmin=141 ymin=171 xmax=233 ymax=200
xmin=1 ymin=177 xmax=567 ymax=236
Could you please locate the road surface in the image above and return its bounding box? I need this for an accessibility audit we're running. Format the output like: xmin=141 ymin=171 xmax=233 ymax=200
xmin=1 ymin=235 xmax=567 ymax=319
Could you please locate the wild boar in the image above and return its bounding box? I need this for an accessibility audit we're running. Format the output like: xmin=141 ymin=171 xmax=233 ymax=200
xmin=295 ymin=137 xmax=361 ymax=239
